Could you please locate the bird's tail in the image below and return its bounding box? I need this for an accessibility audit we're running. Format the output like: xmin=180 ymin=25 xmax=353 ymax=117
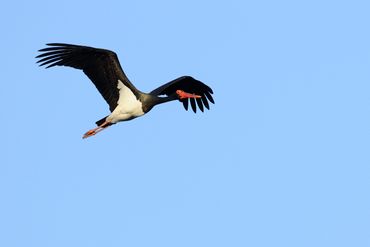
xmin=95 ymin=116 xmax=113 ymax=127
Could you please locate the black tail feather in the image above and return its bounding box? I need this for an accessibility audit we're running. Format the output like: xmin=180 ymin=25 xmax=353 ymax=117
xmin=95 ymin=116 xmax=114 ymax=127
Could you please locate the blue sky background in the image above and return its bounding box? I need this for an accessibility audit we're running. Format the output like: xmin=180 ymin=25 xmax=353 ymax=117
xmin=1 ymin=0 xmax=370 ymax=246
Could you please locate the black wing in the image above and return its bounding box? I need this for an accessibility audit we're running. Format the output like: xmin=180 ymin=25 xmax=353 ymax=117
xmin=150 ymin=76 xmax=214 ymax=113
xmin=36 ymin=43 xmax=137 ymax=112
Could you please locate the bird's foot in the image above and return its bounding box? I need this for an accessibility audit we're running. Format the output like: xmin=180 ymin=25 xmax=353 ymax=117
xmin=82 ymin=128 xmax=99 ymax=139
xmin=176 ymin=90 xmax=201 ymax=100
xmin=82 ymin=121 xmax=111 ymax=139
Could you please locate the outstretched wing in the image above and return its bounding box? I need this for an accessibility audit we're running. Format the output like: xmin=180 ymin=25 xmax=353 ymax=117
xmin=150 ymin=76 xmax=214 ymax=113
xmin=36 ymin=43 xmax=137 ymax=112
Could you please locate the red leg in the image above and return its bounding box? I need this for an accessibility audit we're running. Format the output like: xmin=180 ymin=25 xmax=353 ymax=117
xmin=82 ymin=121 xmax=111 ymax=139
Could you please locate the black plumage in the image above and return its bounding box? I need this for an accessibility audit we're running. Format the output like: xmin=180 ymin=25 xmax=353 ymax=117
xmin=37 ymin=43 xmax=138 ymax=112
xmin=150 ymin=76 xmax=214 ymax=113
xmin=36 ymin=43 xmax=215 ymax=138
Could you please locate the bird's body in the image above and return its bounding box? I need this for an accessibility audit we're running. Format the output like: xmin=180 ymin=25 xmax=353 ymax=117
xmin=108 ymin=79 xmax=145 ymax=123
xmin=36 ymin=43 xmax=214 ymax=138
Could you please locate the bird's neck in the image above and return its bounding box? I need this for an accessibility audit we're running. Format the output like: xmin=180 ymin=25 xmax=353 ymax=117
xmin=155 ymin=94 xmax=178 ymax=104
xmin=141 ymin=94 xmax=178 ymax=112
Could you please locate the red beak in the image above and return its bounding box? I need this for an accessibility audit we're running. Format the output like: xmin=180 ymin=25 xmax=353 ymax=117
xmin=176 ymin=90 xmax=202 ymax=99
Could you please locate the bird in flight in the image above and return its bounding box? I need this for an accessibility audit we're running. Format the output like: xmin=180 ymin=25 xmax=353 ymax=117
xmin=36 ymin=43 xmax=214 ymax=138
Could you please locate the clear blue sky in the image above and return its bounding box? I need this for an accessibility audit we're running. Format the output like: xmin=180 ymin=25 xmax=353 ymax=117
xmin=1 ymin=0 xmax=369 ymax=246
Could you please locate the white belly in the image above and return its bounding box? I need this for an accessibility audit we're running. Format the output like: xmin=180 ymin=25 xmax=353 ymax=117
xmin=106 ymin=80 xmax=145 ymax=123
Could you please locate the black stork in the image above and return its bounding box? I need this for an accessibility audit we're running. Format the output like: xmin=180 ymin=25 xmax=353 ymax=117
xmin=36 ymin=43 xmax=214 ymax=138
